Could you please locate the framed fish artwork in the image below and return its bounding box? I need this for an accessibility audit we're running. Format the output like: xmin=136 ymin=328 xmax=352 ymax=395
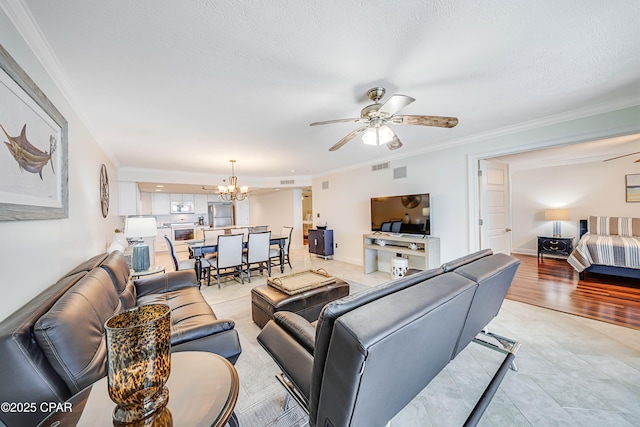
xmin=0 ymin=43 xmax=68 ymax=220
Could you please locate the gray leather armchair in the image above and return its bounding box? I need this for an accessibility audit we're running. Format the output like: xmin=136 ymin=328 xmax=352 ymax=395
xmin=257 ymin=250 xmax=521 ymax=427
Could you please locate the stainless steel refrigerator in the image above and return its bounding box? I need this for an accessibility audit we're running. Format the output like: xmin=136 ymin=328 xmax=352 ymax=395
xmin=208 ymin=203 xmax=234 ymax=227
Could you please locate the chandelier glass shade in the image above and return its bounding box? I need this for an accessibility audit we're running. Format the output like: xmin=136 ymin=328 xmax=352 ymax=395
xmin=218 ymin=160 xmax=248 ymax=201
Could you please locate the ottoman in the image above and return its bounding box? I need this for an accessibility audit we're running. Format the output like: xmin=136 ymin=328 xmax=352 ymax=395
xmin=251 ymin=279 xmax=350 ymax=328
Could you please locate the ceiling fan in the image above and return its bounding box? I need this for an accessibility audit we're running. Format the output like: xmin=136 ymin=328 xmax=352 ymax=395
xmin=310 ymin=87 xmax=458 ymax=152
xmin=603 ymin=151 xmax=640 ymax=163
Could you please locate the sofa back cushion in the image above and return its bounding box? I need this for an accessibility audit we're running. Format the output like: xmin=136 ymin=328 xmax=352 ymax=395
xmin=100 ymin=250 xmax=137 ymax=309
xmin=34 ymin=268 xmax=122 ymax=394
xmin=314 ymin=272 xmax=477 ymax=427
xmin=452 ymin=253 xmax=520 ymax=357
xmin=0 ymin=272 xmax=87 ymax=427
xmin=441 ymin=248 xmax=493 ymax=272
xmin=309 ymin=266 xmax=444 ymax=422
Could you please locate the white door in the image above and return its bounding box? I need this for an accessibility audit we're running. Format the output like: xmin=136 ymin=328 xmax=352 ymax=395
xmin=479 ymin=159 xmax=511 ymax=254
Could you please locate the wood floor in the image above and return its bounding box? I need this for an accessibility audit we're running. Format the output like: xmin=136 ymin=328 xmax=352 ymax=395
xmin=507 ymin=254 xmax=640 ymax=330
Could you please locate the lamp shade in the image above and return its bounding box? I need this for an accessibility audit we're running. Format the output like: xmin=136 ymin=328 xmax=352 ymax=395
xmin=544 ymin=209 xmax=569 ymax=221
xmin=125 ymin=217 xmax=158 ymax=238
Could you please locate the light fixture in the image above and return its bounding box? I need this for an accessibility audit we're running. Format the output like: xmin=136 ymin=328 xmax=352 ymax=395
xmin=124 ymin=217 xmax=158 ymax=272
xmin=362 ymin=121 xmax=395 ymax=146
xmin=544 ymin=209 xmax=569 ymax=237
xmin=218 ymin=160 xmax=249 ymax=201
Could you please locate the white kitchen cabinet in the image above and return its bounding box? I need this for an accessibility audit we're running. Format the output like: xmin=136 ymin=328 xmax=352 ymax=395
xmin=207 ymin=194 xmax=220 ymax=203
xmin=155 ymin=227 xmax=171 ymax=252
xmin=118 ymin=182 xmax=139 ymax=216
xmin=195 ymin=194 xmax=208 ymax=214
xmin=152 ymin=193 xmax=171 ymax=214
xmin=139 ymin=192 xmax=152 ymax=215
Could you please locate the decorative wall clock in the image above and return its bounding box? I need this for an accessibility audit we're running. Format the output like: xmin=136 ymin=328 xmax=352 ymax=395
xmin=100 ymin=164 xmax=109 ymax=218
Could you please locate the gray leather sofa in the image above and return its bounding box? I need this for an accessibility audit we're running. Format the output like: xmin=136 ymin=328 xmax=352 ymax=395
xmin=257 ymin=249 xmax=520 ymax=427
xmin=0 ymin=251 xmax=241 ymax=427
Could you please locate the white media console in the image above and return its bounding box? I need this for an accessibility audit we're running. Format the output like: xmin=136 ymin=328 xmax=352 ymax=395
xmin=363 ymin=233 xmax=440 ymax=274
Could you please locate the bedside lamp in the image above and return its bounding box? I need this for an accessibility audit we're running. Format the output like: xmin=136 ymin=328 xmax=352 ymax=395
xmin=544 ymin=209 xmax=568 ymax=237
xmin=125 ymin=217 xmax=158 ymax=272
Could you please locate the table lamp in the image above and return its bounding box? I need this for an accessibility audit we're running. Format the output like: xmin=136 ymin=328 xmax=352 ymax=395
xmin=544 ymin=209 xmax=569 ymax=237
xmin=125 ymin=217 xmax=158 ymax=272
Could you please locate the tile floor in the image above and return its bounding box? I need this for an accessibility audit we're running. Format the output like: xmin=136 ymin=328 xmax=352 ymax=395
xmin=156 ymin=247 xmax=640 ymax=426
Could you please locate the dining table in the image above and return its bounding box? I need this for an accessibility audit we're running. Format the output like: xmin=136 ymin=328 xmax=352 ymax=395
xmin=188 ymin=234 xmax=288 ymax=283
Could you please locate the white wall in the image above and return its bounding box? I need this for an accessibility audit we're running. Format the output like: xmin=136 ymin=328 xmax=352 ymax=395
xmin=0 ymin=12 xmax=120 ymax=319
xmin=313 ymin=106 xmax=640 ymax=266
xmin=249 ymin=189 xmax=303 ymax=247
xmin=511 ymin=159 xmax=640 ymax=255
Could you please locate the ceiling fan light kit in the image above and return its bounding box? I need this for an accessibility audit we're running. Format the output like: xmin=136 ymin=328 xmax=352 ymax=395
xmin=310 ymin=86 xmax=459 ymax=152
xmin=362 ymin=123 xmax=394 ymax=146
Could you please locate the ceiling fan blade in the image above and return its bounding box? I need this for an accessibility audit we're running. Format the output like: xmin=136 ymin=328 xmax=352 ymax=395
xmin=328 ymin=126 xmax=367 ymax=151
xmin=392 ymin=115 xmax=459 ymax=128
xmin=602 ymin=151 xmax=640 ymax=162
xmin=378 ymin=94 xmax=415 ymax=117
xmin=387 ymin=133 xmax=403 ymax=150
xmin=310 ymin=118 xmax=362 ymax=126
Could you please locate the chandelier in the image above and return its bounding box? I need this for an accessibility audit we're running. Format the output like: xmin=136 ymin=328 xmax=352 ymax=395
xmin=218 ymin=160 xmax=248 ymax=201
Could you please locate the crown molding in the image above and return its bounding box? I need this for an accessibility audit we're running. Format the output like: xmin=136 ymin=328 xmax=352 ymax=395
xmin=0 ymin=0 xmax=120 ymax=167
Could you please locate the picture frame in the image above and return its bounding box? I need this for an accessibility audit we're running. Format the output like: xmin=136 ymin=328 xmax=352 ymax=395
xmin=0 ymin=43 xmax=68 ymax=220
xmin=626 ymin=174 xmax=640 ymax=203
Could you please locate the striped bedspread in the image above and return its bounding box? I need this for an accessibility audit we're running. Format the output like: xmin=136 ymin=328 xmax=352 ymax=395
xmin=567 ymin=234 xmax=640 ymax=272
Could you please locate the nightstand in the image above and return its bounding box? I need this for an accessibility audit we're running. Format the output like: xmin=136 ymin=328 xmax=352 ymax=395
xmin=537 ymin=236 xmax=574 ymax=260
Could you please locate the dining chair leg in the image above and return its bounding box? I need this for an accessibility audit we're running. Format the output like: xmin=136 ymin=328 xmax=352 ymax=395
xmin=217 ymin=270 xmax=221 ymax=289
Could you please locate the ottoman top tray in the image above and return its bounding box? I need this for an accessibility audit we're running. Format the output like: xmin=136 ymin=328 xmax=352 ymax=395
xmin=268 ymin=269 xmax=336 ymax=295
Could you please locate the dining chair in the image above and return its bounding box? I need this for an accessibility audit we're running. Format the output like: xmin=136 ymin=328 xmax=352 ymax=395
xmin=164 ymin=236 xmax=211 ymax=286
xmin=203 ymin=229 xmax=226 ymax=261
xmin=212 ymin=234 xmax=245 ymax=289
xmin=380 ymin=221 xmax=392 ymax=232
xmin=270 ymin=226 xmax=293 ymax=270
xmin=242 ymin=231 xmax=271 ymax=282
xmin=390 ymin=220 xmax=402 ymax=233
xmin=234 ymin=228 xmax=250 ymax=241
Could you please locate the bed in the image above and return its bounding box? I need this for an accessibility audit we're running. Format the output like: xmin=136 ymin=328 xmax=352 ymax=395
xmin=567 ymin=216 xmax=640 ymax=280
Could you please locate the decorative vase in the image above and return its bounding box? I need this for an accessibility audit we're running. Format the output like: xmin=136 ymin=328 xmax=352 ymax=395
xmin=132 ymin=241 xmax=150 ymax=272
xmin=105 ymin=304 xmax=171 ymax=424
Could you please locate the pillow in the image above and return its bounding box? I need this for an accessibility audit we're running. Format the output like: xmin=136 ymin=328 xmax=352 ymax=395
xmin=588 ymin=216 xmax=610 ymax=235
xmin=588 ymin=216 xmax=640 ymax=236
xmin=618 ymin=217 xmax=640 ymax=237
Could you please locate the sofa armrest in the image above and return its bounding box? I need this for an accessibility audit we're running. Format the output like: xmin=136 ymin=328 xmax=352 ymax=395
xmin=134 ymin=270 xmax=198 ymax=297
xmin=274 ymin=311 xmax=316 ymax=354
xmin=257 ymin=318 xmax=314 ymax=404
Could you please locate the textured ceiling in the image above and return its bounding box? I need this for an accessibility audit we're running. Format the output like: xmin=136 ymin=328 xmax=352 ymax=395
xmin=4 ymin=0 xmax=640 ymax=180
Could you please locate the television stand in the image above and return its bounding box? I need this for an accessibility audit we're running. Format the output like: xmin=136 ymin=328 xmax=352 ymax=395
xmin=363 ymin=233 xmax=440 ymax=274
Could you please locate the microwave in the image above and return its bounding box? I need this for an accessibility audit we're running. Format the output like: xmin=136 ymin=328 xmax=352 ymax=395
xmin=170 ymin=201 xmax=194 ymax=213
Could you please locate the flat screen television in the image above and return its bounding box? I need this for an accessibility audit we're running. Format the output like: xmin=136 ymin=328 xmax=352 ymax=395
xmin=371 ymin=193 xmax=430 ymax=235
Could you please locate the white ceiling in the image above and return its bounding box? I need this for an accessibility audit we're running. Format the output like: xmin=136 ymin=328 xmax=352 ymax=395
xmin=4 ymin=0 xmax=640 ymax=181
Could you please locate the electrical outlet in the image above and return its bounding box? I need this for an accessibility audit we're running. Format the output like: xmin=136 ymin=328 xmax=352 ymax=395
xmin=335 ymin=243 xmax=338 ymax=248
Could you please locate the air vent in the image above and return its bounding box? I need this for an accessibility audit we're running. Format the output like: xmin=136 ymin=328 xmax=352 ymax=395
xmin=280 ymin=179 xmax=295 ymax=185
xmin=372 ymin=162 xmax=390 ymax=172
xmin=322 ymin=181 xmax=329 ymax=190
xmin=393 ymin=166 xmax=407 ymax=179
